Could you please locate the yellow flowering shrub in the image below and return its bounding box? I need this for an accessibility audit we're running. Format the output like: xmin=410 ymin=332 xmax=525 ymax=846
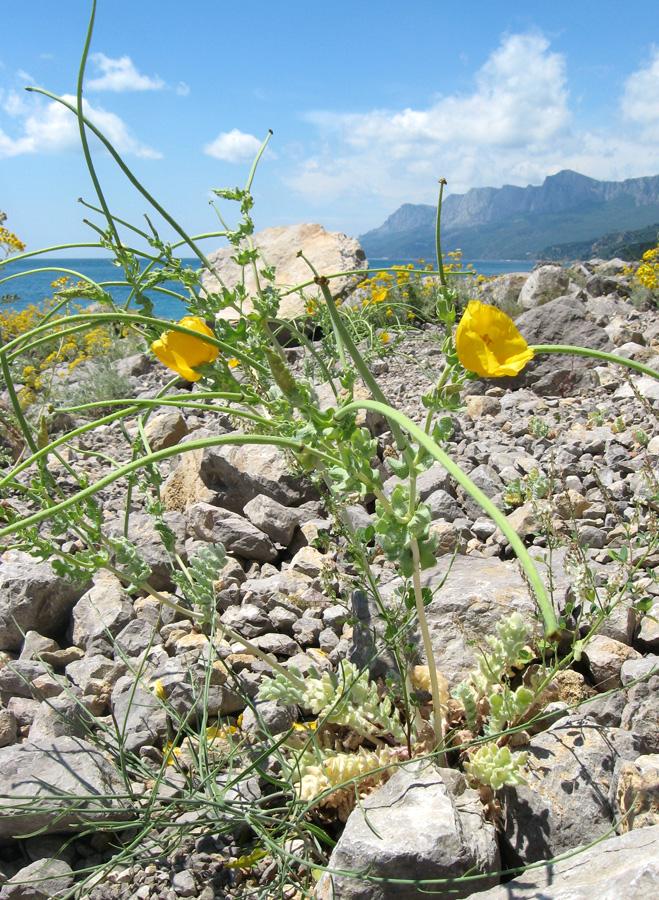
xmin=0 ymin=278 xmax=132 ymax=408
xmin=636 ymin=245 xmax=659 ymax=293
xmin=0 ymin=211 xmax=26 ymax=259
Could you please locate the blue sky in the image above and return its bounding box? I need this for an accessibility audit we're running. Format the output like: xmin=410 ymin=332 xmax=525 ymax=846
xmin=1 ymin=0 xmax=659 ymax=256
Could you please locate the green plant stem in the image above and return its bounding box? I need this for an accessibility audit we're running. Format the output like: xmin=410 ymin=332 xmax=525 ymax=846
xmin=297 ymin=253 xmax=348 ymax=374
xmin=410 ymin=538 xmax=445 ymax=755
xmin=0 ymin=432 xmax=340 ymax=539
xmin=531 ymin=344 xmax=659 ymax=381
xmin=335 ymin=400 xmax=560 ymax=639
xmin=0 ymin=332 xmax=39 ymax=457
xmin=0 ymin=311 xmax=269 ymax=376
xmin=315 ymin=276 xmax=412 ymax=460
xmin=435 ymin=180 xmax=447 ymax=287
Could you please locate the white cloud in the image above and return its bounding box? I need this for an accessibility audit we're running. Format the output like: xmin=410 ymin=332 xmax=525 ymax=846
xmin=622 ymin=47 xmax=659 ymax=140
xmin=176 ymin=81 xmax=190 ymax=97
xmin=2 ymin=89 xmax=29 ymax=116
xmin=286 ymin=31 xmax=659 ymax=220
xmin=0 ymin=93 xmax=162 ymax=159
xmin=204 ymin=128 xmax=264 ymax=162
xmin=87 ymin=53 xmax=165 ymax=92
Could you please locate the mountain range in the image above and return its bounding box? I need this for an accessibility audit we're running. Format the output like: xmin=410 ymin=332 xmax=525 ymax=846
xmin=358 ymin=170 xmax=659 ymax=261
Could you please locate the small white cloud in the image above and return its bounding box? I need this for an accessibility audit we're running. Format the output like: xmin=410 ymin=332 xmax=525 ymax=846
xmin=0 ymin=93 xmax=162 ymax=159
xmin=204 ymin=128 xmax=264 ymax=162
xmin=2 ymin=90 xmax=28 ymax=116
xmin=622 ymin=47 xmax=659 ymax=139
xmin=176 ymin=81 xmax=190 ymax=97
xmin=87 ymin=53 xmax=165 ymax=92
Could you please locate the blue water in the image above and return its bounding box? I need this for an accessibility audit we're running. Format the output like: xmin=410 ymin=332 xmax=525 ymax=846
xmin=0 ymin=257 xmax=192 ymax=320
xmin=0 ymin=255 xmax=535 ymax=318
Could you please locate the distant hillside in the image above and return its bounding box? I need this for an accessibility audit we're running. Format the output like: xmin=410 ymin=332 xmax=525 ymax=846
xmin=539 ymin=222 xmax=659 ymax=262
xmin=359 ymin=171 xmax=659 ymax=260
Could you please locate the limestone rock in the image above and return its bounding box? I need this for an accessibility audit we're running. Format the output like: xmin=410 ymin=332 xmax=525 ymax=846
xmin=243 ymin=495 xmax=300 ymax=546
xmin=615 ymin=754 xmax=659 ymax=833
xmin=143 ymin=409 xmax=189 ymax=451
xmin=478 ymin=272 xmax=530 ymax=310
xmin=2 ymin=856 xmax=74 ymax=900
xmin=186 ymin=502 xmax=277 ymax=562
xmin=463 ymin=824 xmax=659 ymax=900
xmin=167 ymin=439 xmax=318 ymax=514
xmin=201 ymin=223 xmax=368 ymax=320
xmin=315 ymin=762 xmax=499 ymax=900
xmin=502 ymin=717 xmax=641 ymax=866
xmin=518 ymin=264 xmax=570 ymax=309
xmin=69 ymin=575 xmax=135 ymax=652
xmin=0 ymin=550 xmax=90 ymax=653
xmin=0 ymin=736 xmax=131 ymax=840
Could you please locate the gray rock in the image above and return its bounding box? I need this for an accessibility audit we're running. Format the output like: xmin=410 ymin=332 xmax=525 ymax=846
xmin=427 ymin=489 xmax=462 ymax=522
xmin=253 ymin=633 xmax=301 ymax=657
xmin=292 ymin=614 xmax=324 ymax=647
xmin=478 ymin=272 xmax=530 ymax=309
xmin=579 ymin=690 xmax=627 ymax=727
xmin=1 ymin=856 xmax=74 ymax=899
xmin=315 ymin=762 xmax=499 ymax=900
xmin=502 ymin=718 xmax=641 ymax=866
xmin=240 ymin=699 xmax=298 ymax=737
xmin=197 ymin=441 xmax=318 ymax=513
xmin=111 ymin=676 xmax=168 ymax=753
xmin=28 ymin=693 xmax=94 ymax=741
xmin=583 ymin=635 xmax=640 ymax=691
xmin=69 ymin=575 xmax=136 ymax=651
xmin=505 ymin=299 xmax=612 ymax=394
xmin=621 ymin=656 xmax=659 ymax=685
xmin=637 ymin=599 xmax=659 ymax=649
xmin=0 ymin=660 xmax=49 ymax=703
xmin=463 ymin=824 xmax=659 ymax=900
xmin=621 ymin=676 xmax=659 ymax=753
xmin=0 ymin=550 xmax=90 ymax=652
xmin=186 ymin=502 xmax=278 ymax=562
xmin=384 ymin=556 xmax=537 ymax=686
xmin=220 ymin=603 xmax=272 ymax=639
xmin=518 ymin=265 xmax=570 ymax=309
xmin=243 ymin=495 xmax=300 ymax=546
xmin=113 ymin=618 xmax=163 ymax=659
xmin=0 ymin=736 xmax=131 ymax=840
xmin=0 ymin=707 xmax=18 ymax=747
xmin=201 ymin=222 xmax=367 ymax=321
xmin=143 ymin=409 xmax=189 ymax=451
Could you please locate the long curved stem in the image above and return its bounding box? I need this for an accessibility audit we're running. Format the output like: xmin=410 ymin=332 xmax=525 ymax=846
xmin=531 ymin=344 xmax=659 ymax=381
xmin=335 ymin=400 xmax=560 ymax=639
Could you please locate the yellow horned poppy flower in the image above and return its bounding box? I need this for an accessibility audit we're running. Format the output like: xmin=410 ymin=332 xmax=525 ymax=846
xmin=455 ymin=301 xmax=533 ymax=378
xmin=151 ymin=316 xmax=219 ymax=381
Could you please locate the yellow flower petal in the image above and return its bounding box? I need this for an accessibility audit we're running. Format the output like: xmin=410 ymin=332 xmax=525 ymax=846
xmin=150 ymin=316 xmax=219 ymax=381
xmin=455 ymin=301 xmax=533 ymax=378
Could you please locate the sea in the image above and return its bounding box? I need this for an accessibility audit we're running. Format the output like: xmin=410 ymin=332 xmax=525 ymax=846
xmin=0 ymin=256 xmax=535 ymax=320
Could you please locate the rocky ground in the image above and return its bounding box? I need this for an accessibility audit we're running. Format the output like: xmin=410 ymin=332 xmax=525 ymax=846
xmin=1 ymin=258 xmax=659 ymax=899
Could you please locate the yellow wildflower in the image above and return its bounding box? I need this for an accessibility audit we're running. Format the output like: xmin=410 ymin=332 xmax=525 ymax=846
xmin=380 ymin=332 xmax=390 ymax=344
xmin=150 ymin=316 xmax=219 ymax=381
xmin=386 ymin=307 xmax=392 ymax=317
xmin=455 ymin=301 xmax=533 ymax=378
xmin=227 ymin=357 xmax=239 ymax=368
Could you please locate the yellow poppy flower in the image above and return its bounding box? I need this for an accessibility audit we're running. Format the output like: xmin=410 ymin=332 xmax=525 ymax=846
xmin=380 ymin=332 xmax=390 ymax=344
xmin=455 ymin=301 xmax=534 ymax=378
xmin=150 ymin=316 xmax=219 ymax=381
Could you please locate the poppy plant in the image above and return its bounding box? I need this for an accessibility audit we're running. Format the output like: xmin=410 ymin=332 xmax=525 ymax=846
xmin=151 ymin=316 xmax=219 ymax=381
xmin=455 ymin=301 xmax=533 ymax=377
